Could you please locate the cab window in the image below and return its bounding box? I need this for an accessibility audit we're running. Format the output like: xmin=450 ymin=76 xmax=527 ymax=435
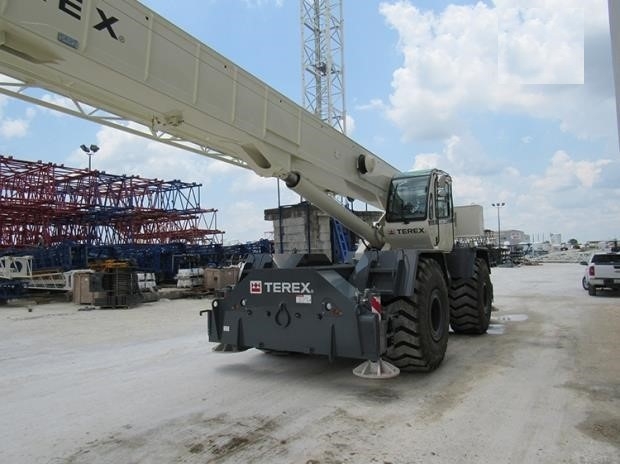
xmin=435 ymin=182 xmax=452 ymax=219
xmin=386 ymin=176 xmax=429 ymax=222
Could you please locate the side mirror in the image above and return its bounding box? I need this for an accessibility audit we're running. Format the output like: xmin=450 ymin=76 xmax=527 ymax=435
xmin=579 ymin=261 xmax=588 ymax=265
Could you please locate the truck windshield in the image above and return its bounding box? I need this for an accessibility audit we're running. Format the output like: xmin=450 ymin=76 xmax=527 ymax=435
xmin=386 ymin=175 xmax=429 ymax=223
xmin=592 ymin=254 xmax=620 ymax=264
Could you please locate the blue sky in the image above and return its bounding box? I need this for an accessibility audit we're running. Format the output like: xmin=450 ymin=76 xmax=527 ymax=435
xmin=0 ymin=0 xmax=618 ymax=244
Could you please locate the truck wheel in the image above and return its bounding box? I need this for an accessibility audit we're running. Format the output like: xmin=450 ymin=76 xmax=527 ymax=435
xmin=449 ymin=258 xmax=493 ymax=334
xmin=385 ymin=258 xmax=449 ymax=372
xmin=588 ymin=284 xmax=596 ymax=296
xmin=582 ymin=276 xmax=589 ymax=290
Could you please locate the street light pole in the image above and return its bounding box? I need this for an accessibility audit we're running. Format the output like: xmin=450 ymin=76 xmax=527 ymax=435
xmin=80 ymin=144 xmax=100 ymax=171
xmin=491 ymin=202 xmax=506 ymax=249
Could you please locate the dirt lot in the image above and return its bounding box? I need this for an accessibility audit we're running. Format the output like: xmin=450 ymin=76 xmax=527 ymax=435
xmin=1 ymin=263 xmax=619 ymax=464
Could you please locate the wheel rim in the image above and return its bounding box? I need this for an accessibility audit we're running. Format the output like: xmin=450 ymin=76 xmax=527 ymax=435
xmin=429 ymin=290 xmax=444 ymax=342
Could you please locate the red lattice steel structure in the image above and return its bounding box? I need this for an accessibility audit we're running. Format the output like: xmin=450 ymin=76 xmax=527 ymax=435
xmin=0 ymin=155 xmax=223 ymax=247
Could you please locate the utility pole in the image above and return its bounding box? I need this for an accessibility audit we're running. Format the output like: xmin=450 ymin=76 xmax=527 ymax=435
xmin=80 ymin=144 xmax=99 ymax=171
xmin=491 ymin=202 xmax=506 ymax=249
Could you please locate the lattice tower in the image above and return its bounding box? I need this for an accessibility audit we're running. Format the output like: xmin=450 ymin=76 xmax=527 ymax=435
xmin=301 ymin=0 xmax=346 ymax=133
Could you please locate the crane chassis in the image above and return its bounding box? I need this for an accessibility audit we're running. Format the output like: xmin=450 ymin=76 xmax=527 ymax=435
xmin=0 ymin=0 xmax=493 ymax=377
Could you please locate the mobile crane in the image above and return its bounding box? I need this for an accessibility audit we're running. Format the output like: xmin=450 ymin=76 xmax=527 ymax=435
xmin=0 ymin=0 xmax=492 ymax=378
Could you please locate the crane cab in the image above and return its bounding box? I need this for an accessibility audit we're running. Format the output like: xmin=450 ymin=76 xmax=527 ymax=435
xmin=381 ymin=169 xmax=455 ymax=252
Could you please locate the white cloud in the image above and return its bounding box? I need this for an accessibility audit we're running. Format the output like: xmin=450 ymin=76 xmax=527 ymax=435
xmin=0 ymin=118 xmax=29 ymax=138
xmin=223 ymin=200 xmax=277 ymax=244
xmin=515 ymin=160 xmax=620 ymax=240
xmin=504 ymin=166 xmax=520 ymax=177
xmin=414 ymin=132 xmax=500 ymax=176
xmin=380 ymin=1 xmax=499 ymax=139
xmin=242 ymin=0 xmax=283 ymax=7
xmin=69 ymin=125 xmax=217 ymax=196
xmin=230 ymin=171 xmax=277 ymax=194
xmin=0 ymin=97 xmax=34 ymax=138
xmin=408 ymin=134 xmax=619 ymax=241
xmin=345 ymin=114 xmax=356 ymax=137
xmin=498 ymin=7 xmax=584 ymax=84
xmin=412 ymin=153 xmax=440 ymax=170
xmin=67 ymin=122 xmax=236 ymax=184
xmin=532 ymin=150 xmax=612 ymax=191
xmin=40 ymin=94 xmax=80 ymax=117
xmin=378 ymin=0 xmax=613 ymax=141
xmin=453 ymin=173 xmax=487 ymax=201
xmin=356 ymin=99 xmax=387 ymax=112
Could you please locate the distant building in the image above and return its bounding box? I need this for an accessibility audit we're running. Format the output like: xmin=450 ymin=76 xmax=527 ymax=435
xmin=550 ymin=233 xmax=562 ymax=246
xmin=487 ymin=229 xmax=530 ymax=246
xmin=454 ymin=205 xmax=484 ymax=239
xmin=264 ymin=202 xmax=382 ymax=260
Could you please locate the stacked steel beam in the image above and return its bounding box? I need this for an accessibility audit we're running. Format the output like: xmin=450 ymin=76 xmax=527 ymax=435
xmin=0 ymin=155 xmax=223 ymax=247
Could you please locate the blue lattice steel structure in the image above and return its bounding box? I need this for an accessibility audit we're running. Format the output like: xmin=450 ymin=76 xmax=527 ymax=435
xmin=0 ymin=279 xmax=26 ymax=303
xmin=0 ymin=240 xmax=274 ymax=284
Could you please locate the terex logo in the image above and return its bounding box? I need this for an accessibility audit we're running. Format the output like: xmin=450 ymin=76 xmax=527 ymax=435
xmin=249 ymin=281 xmax=313 ymax=295
xmin=44 ymin=0 xmax=121 ymax=41
xmin=386 ymin=228 xmax=425 ymax=235
xmin=396 ymin=228 xmax=426 ymax=234
xmin=250 ymin=280 xmax=262 ymax=294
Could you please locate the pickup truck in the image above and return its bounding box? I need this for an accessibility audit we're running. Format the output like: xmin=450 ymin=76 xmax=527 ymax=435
xmin=581 ymin=252 xmax=620 ymax=296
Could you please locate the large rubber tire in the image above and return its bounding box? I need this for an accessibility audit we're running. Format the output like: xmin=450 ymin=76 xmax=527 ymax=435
xmin=588 ymin=284 xmax=596 ymax=296
xmin=582 ymin=276 xmax=589 ymax=291
xmin=449 ymin=258 xmax=493 ymax=334
xmin=384 ymin=258 xmax=449 ymax=372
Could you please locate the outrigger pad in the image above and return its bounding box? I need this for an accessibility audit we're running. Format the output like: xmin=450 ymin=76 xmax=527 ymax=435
xmin=352 ymin=358 xmax=400 ymax=379
xmin=212 ymin=343 xmax=248 ymax=353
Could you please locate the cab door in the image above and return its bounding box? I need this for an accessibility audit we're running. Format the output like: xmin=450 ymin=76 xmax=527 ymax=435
xmin=432 ymin=174 xmax=455 ymax=251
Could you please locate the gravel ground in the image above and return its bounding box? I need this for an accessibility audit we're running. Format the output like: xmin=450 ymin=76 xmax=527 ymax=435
xmin=1 ymin=263 xmax=619 ymax=464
